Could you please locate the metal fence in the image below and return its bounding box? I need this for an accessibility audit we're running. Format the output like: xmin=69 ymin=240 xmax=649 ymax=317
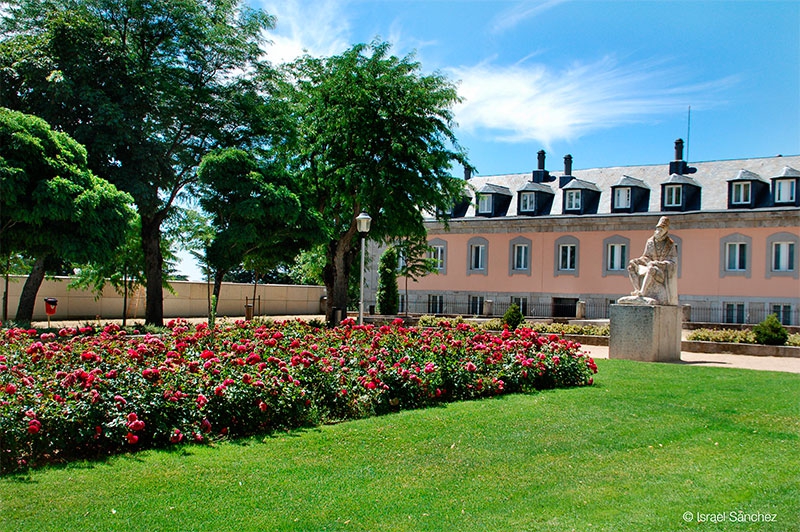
xmin=385 ymin=296 xmax=798 ymax=326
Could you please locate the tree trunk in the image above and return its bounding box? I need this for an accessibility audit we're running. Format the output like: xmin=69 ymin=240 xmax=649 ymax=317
xmin=212 ymin=269 xmax=226 ymax=304
xmin=141 ymin=214 xmax=165 ymax=326
xmin=324 ymin=230 xmax=358 ymax=326
xmin=15 ymin=256 xmax=46 ymax=325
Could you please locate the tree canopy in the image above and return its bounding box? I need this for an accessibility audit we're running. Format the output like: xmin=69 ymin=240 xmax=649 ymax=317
xmin=197 ymin=147 xmax=322 ymax=303
xmin=0 ymin=0 xmax=278 ymax=325
xmin=280 ymin=40 xmax=470 ymax=322
xmin=0 ymin=107 xmax=134 ymax=323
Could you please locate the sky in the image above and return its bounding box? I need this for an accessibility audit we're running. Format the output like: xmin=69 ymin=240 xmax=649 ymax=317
xmin=175 ymin=0 xmax=800 ymax=280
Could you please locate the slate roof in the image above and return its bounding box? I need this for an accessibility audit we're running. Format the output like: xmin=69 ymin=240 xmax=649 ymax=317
xmin=444 ymin=154 xmax=800 ymax=218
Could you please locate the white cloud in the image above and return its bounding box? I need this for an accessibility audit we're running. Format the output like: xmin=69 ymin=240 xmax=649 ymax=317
xmin=491 ymin=0 xmax=571 ymax=34
xmin=254 ymin=0 xmax=353 ymax=63
xmin=448 ymin=55 xmax=739 ymax=146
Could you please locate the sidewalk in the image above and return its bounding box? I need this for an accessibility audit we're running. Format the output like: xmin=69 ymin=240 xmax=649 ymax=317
xmin=26 ymin=316 xmax=800 ymax=375
xmin=581 ymin=344 xmax=800 ymax=374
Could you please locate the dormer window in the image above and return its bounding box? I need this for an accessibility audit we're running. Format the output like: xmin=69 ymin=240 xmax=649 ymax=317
xmin=477 ymin=194 xmax=492 ymax=214
xmin=519 ymin=192 xmax=535 ymax=212
xmin=664 ymin=185 xmax=682 ymax=207
xmin=614 ymin=187 xmax=631 ymax=209
xmin=775 ymin=179 xmax=796 ymax=203
xmin=565 ymin=190 xmax=581 ymax=210
xmin=731 ymin=182 xmax=751 ymax=205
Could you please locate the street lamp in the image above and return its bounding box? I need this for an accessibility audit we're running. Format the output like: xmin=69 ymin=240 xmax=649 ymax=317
xmin=356 ymin=212 xmax=372 ymax=325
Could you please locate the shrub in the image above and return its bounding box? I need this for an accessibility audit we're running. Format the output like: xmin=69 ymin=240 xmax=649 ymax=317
xmin=375 ymin=246 xmax=399 ymax=315
xmin=753 ymin=314 xmax=789 ymax=346
xmin=0 ymin=318 xmax=597 ymax=473
xmin=687 ymin=328 xmax=756 ymax=343
xmin=503 ymin=304 xmax=524 ymax=330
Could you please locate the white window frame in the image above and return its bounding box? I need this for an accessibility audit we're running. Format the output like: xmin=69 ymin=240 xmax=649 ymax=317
xmin=428 ymin=245 xmax=445 ymax=271
xmin=511 ymin=296 xmax=528 ymax=316
xmin=607 ymin=243 xmax=627 ymax=271
xmin=771 ymin=304 xmax=792 ymax=325
xmin=477 ymin=194 xmax=492 ymax=214
xmin=731 ymin=182 xmax=751 ymax=205
xmin=772 ymin=241 xmax=796 ymax=272
xmin=427 ymin=294 xmax=444 ymax=314
xmin=775 ymin=179 xmax=796 ymax=203
xmin=519 ymin=192 xmax=535 ymax=212
xmin=724 ymin=303 xmax=745 ymax=324
xmin=513 ymin=243 xmax=529 ymax=271
xmin=614 ymin=187 xmax=631 ymax=209
xmin=470 ymin=244 xmax=485 ymax=270
xmin=559 ymin=244 xmax=577 ymax=271
xmin=565 ymin=190 xmax=581 ymax=210
xmin=664 ymin=184 xmax=682 ymax=207
xmin=726 ymin=242 xmax=747 ymax=271
xmin=469 ymin=295 xmax=485 ymax=315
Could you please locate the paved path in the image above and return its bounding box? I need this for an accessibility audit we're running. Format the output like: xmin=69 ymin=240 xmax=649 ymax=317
xmin=28 ymin=316 xmax=800 ymax=375
xmin=581 ymin=344 xmax=800 ymax=374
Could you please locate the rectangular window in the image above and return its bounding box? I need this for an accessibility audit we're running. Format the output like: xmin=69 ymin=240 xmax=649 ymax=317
xmin=724 ymin=303 xmax=745 ymax=324
xmin=470 ymin=296 xmax=484 ymax=315
xmin=428 ymin=245 xmax=445 ymax=270
xmin=665 ymin=185 xmax=682 ymax=207
xmin=726 ymin=242 xmax=747 ymax=271
xmin=427 ymin=294 xmax=444 ymax=314
xmin=559 ymin=244 xmax=576 ymax=271
xmin=566 ymin=190 xmax=581 ymax=210
xmin=732 ymin=182 xmax=751 ymax=204
xmin=607 ymin=243 xmax=627 ymax=271
xmin=772 ymin=305 xmax=792 ymax=326
xmin=511 ymin=296 xmax=528 ymax=316
xmin=513 ymin=243 xmax=529 ymax=270
xmin=772 ymin=242 xmax=796 ymax=271
xmin=477 ymin=194 xmax=492 ymax=213
xmin=775 ymin=179 xmax=796 ymax=203
xmin=519 ymin=192 xmax=535 ymax=212
xmin=398 ymin=294 xmax=406 ymax=313
xmin=470 ymin=244 xmax=485 ymax=270
xmin=614 ymin=187 xmax=631 ymax=209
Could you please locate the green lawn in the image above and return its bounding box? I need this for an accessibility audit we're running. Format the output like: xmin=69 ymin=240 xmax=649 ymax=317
xmin=2 ymin=359 xmax=798 ymax=531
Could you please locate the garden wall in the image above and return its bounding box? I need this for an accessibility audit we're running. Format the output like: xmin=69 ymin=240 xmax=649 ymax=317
xmin=2 ymin=276 xmax=326 ymax=321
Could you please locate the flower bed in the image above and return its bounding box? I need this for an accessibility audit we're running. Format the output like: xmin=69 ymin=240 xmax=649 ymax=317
xmin=0 ymin=317 xmax=597 ymax=473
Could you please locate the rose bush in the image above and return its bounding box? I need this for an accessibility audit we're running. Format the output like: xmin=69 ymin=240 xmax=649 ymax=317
xmin=0 ymin=318 xmax=597 ymax=473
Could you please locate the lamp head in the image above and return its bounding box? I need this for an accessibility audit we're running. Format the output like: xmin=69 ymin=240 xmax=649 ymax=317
xmin=356 ymin=212 xmax=372 ymax=234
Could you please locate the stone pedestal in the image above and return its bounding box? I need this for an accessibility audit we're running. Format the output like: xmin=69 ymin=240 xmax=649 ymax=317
xmin=609 ymin=304 xmax=682 ymax=362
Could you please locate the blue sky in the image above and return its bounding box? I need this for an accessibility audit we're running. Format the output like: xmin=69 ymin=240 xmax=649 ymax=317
xmin=252 ymin=0 xmax=799 ymax=175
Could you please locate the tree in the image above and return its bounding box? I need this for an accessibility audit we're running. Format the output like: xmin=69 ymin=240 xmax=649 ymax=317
xmin=196 ymin=148 xmax=321 ymax=308
xmin=0 ymin=108 xmax=134 ymax=324
xmin=395 ymin=236 xmax=438 ymax=315
xmin=0 ymin=0 xmax=277 ymax=325
xmin=375 ymin=246 xmax=399 ymax=315
xmin=281 ymin=40 xmax=470 ymax=323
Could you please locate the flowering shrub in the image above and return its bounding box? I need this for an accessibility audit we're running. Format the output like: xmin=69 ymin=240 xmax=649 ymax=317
xmin=0 ymin=318 xmax=596 ymax=473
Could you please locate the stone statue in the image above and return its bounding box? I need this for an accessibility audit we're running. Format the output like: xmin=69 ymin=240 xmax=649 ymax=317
xmin=619 ymin=216 xmax=678 ymax=305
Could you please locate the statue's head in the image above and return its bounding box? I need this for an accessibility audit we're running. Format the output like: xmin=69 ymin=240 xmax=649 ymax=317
xmin=654 ymin=216 xmax=670 ymax=240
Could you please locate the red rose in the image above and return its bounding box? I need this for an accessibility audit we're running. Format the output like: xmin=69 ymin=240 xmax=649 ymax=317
xmin=126 ymin=432 xmax=139 ymax=444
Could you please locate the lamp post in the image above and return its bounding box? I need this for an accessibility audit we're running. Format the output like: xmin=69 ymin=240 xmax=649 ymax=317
xmin=356 ymin=212 xmax=372 ymax=325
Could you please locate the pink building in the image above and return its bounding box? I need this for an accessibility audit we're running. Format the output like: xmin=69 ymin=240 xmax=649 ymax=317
xmin=369 ymin=141 xmax=800 ymax=325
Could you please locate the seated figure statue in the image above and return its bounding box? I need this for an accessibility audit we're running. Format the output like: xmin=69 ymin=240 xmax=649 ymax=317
xmin=619 ymin=216 xmax=678 ymax=306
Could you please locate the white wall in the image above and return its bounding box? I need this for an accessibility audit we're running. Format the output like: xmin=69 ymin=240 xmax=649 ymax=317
xmin=2 ymin=276 xmax=326 ymax=321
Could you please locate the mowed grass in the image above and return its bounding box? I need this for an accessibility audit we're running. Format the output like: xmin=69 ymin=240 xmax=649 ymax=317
xmin=1 ymin=359 xmax=798 ymax=532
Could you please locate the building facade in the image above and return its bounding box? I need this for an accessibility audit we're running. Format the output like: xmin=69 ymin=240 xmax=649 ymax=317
xmin=370 ymin=141 xmax=800 ymax=325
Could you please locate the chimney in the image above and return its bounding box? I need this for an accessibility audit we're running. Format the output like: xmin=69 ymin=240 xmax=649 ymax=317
xmin=464 ymin=166 xmax=472 ymax=180
xmin=669 ymin=138 xmax=697 ymax=175
xmin=674 ymin=138 xmax=684 ymax=161
xmin=537 ymin=150 xmax=546 ymax=170
xmin=559 ymin=154 xmax=574 ymax=188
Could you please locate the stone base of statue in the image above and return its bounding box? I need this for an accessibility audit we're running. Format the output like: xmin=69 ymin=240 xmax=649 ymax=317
xmin=609 ymin=303 xmax=682 ymax=362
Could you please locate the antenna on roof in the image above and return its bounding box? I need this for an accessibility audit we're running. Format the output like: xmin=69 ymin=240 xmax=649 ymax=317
xmin=686 ymin=105 xmax=691 ymax=162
